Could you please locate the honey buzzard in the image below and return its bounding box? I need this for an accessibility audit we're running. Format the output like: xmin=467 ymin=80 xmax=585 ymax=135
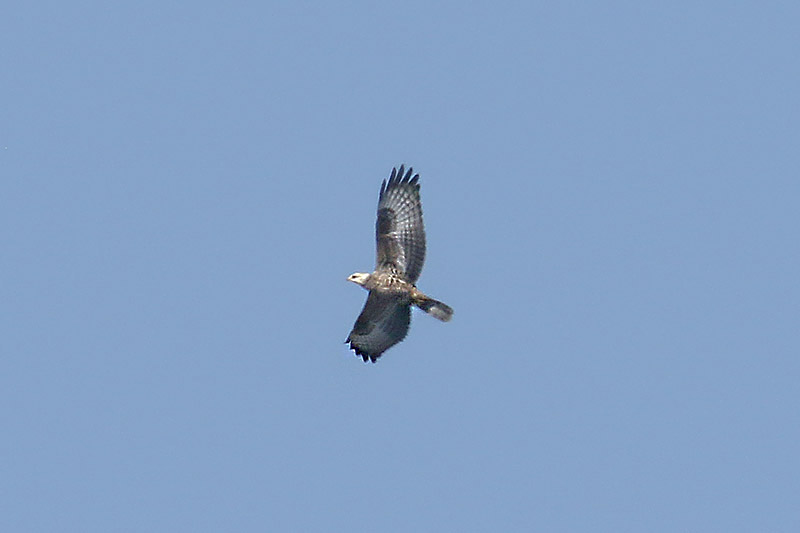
xmin=346 ymin=165 xmax=453 ymax=362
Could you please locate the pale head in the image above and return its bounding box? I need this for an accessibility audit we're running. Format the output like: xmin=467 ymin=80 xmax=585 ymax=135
xmin=347 ymin=272 xmax=370 ymax=287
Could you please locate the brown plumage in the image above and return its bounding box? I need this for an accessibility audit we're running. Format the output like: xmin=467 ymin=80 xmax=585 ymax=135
xmin=346 ymin=165 xmax=453 ymax=362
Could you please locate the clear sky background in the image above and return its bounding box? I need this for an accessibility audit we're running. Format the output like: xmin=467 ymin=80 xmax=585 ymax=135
xmin=2 ymin=2 xmax=798 ymax=531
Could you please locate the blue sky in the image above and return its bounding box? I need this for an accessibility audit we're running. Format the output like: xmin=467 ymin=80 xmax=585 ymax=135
xmin=2 ymin=2 xmax=799 ymax=531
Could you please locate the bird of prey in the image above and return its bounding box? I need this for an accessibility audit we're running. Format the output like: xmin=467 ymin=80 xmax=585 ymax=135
xmin=346 ymin=165 xmax=453 ymax=362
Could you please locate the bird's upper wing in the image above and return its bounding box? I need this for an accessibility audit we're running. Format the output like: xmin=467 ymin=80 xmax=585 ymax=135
xmin=375 ymin=165 xmax=426 ymax=283
xmin=346 ymin=290 xmax=411 ymax=362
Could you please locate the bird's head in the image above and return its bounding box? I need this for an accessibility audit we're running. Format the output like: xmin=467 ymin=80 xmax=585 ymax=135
xmin=347 ymin=272 xmax=370 ymax=287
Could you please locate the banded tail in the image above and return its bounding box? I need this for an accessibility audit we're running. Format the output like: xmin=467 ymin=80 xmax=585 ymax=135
xmin=415 ymin=296 xmax=454 ymax=322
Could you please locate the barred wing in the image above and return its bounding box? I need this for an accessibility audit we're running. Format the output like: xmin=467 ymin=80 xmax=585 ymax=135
xmin=346 ymin=291 xmax=411 ymax=362
xmin=375 ymin=165 xmax=426 ymax=283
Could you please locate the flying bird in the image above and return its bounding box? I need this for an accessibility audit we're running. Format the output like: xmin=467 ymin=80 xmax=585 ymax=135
xmin=346 ymin=165 xmax=453 ymax=362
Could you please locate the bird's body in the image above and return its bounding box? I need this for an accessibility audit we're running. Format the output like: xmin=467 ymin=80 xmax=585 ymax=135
xmin=352 ymin=270 xmax=418 ymax=296
xmin=346 ymin=165 xmax=453 ymax=362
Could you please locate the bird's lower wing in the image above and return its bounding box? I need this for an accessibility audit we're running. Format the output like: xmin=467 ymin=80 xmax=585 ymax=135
xmin=346 ymin=291 xmax=411 ymax=362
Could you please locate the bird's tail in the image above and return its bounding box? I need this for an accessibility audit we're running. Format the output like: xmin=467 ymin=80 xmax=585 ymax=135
xmin=415 ymin=296 xmax=454 ymax=322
